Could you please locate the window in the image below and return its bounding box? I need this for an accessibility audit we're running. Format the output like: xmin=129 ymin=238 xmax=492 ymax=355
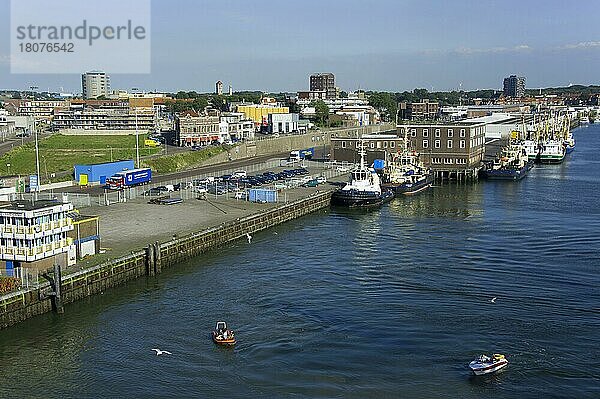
xmin=390 ymin=142 xmax=395 ymax=148
xmin=448 ymin=129 xmax=453 ymax=138
xmin=423 ymin=129 xmax=429 ymax=137
xmin=447 ymin=140 xmax=453 ymax=149
xmin=423 ymin=140 xmax=429 ymax=149
xmin=377 ymin=141 xmax=381 ymax=149
xmin=431 ymin=157 xmax=442 ymax=164
xmin=460 ymin=140 xmax=466 ymax=149
xmin=444 ymin=158 xmax=453 ymax=164
xmin=435 ymin=129 xmax=441 ymax=137
xmin=456 ymin=158 xmax=467 ymax=165
xmin=460 ymin=129 xmax=466 ymax=137
xmin=341 ymin=141 xmax=346 ymax=148
xmin=411 ymin=129 xmax=417 ymax=137
xmin=370 ymin=142 xmax=375 ymax=149
xmin=356 ymin=141 xmax=360 ymax=148
xmin=435 ymin=140 xmax=441 ymax=148
xmin=383 ymin=141 xmax=388 ymax=148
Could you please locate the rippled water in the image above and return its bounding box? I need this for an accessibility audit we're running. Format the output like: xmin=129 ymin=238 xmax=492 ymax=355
xmin=1 ymin=126 xmax=599 ymax=398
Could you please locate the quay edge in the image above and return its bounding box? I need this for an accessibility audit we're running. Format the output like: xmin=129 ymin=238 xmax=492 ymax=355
xmin=0 ymin=190 xmax=334 ymax=330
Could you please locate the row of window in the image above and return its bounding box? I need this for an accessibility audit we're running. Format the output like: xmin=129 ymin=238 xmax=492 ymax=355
xmin=410 ymin=128 xmax=467 ymax=138
xmin=422 ymin=140 xmax=466 ymax=149
xmin=0 ymin=233 xmax=67 ymax=247
xmin=339 ymin=141 xmax=398 ymax=149
xmin=431 ymin=158 xmax=468 ymax=165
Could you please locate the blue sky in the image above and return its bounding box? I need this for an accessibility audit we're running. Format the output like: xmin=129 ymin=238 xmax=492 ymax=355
xmin=1 ymin=0 xmax=599 ymax=93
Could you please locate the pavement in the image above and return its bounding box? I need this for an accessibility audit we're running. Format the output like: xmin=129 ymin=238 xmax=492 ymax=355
xmin=72 ymin=162 xmax=345 ymax=272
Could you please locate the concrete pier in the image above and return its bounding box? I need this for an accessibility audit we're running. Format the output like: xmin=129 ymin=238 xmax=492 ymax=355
xmin=0 ymin=190 xmax=334 ymax=330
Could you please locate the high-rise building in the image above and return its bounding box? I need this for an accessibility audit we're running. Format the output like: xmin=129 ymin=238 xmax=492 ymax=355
xmin=310 ymin=73 xmax=336 ymax=99
xmin=215 ymin=80 xmax=223 ymax=95
xmin=81 ymin=71 xmax=110 ymax=99
xmin=503 ymin=75 xmax=526 ymax=98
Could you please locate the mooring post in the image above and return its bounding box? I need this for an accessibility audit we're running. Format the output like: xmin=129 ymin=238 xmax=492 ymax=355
xmin=53 ymin=264 xmax=64 ymax=314
xmin=146 ymin=244 xmax=155 ymax=276
xmin=154 ymin=241 xmax=162 ymax=275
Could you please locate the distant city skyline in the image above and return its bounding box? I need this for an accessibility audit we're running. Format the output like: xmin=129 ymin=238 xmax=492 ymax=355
xmin=1 ymin=0 xmax=599 ymax=93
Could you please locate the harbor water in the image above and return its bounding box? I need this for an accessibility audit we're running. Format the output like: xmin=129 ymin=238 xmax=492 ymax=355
xmin=0 ymin=126 xmax=599 ymax=398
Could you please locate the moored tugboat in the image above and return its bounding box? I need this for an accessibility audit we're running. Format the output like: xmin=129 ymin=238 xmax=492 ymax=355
xmin=381 ymin=150 xmax=433 ymax=195
xmin=331 ymin=144 xmax=394 ymax=208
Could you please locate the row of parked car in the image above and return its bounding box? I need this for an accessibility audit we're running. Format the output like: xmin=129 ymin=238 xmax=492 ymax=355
xmin=141 ymin=167 xmax=323 ymax=198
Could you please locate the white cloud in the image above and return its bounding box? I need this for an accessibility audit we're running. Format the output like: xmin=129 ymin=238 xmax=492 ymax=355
xmin=559 ymin=41 xmax=600 ymax=49
xmin=420 ymin=44 xmax=531 ymax=56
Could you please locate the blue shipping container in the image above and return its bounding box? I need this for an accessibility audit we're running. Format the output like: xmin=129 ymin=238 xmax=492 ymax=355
xmin=248 ymin=189 xmax=278 ymax=203
xmin=373 ymin=159 xmax=385 ymax=170
xmin=74 ymin=160 xmax=135 ymax=183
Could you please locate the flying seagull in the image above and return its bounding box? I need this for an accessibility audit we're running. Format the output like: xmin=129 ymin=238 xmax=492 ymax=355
xmin=152 ymin=348 xmax=172 ymax=356
xmin=490 ymin=297 xmax=497 ymax=304
xmin=246 ymin=233 xmax=252 ymax=244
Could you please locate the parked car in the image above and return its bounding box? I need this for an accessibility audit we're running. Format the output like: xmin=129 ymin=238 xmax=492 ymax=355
xmin=143 ymin=188 xmax=162 ymax=196
xmin=302 ymin=179 xmax=320 ymax=187
xmin=233 ymin=171 xmax=247 ymax=178
xmin=234 ymin=191 xmax=247 ymax=200
xmin=316 ymin=176 xmax=327 ymax=184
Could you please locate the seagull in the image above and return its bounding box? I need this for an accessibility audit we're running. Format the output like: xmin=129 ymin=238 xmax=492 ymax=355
xmin=152 ymin=348 xmax=172 ymax=356
xmin=490 ymin=297 xmax=497 ymax=304
xmin=246 ymin=233 xmax=252 ymax=244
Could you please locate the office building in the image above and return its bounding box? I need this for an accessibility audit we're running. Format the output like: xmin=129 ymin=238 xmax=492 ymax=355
xmin=216 ymin=80 xmax=223 ymax=95
xmin=82 ymin=71 xmax=110 ymax=99
xmin=0 ymin=200 xmax=76 ymax=273
xmin=398 ymin=100 xmax=440 ymax=120
xmin=503 ymin=75 xmax=526 ymax=98
xmin=268 ymin=113 xmax=299 ymax=134
xmin=176 ymin=111 xmax=221 ymax=146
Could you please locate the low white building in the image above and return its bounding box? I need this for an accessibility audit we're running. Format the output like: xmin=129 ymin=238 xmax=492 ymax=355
xmin=0 ymin=110 xmax=16 ymax=139
xmin=220 ymin=112 xmax=255 ymax=141
xmin=0 ymin=200 xmax=76 ymax=274
xmin=268 ymin=113 xmax=299 ymax=134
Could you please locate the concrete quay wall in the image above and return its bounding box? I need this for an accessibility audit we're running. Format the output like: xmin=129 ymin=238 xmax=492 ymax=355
xmin=0 ymin=190 xmax=333 ymax=330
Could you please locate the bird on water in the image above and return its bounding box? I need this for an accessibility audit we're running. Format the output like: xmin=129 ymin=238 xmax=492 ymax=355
xmin=152 ymin=349 xmax=172 ymax=356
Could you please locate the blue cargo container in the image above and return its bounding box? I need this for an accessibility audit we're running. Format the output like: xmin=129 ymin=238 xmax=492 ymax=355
xmin=248 ymin=189 xmax=278 ymax=203
xmin=373 ymin=159 xmax=385 ymax=170
xmin=74 ymin=160 xmax=135 ymax=184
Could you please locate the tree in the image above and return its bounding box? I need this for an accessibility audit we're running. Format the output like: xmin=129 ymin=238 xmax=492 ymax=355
xmin=311 ymin=100 xmax=329 ymax=126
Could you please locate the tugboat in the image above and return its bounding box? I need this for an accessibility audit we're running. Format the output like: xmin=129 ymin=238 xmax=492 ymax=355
xmin=331 ymin=142 xmax=394 ymax=208
xmin=481 ymin=143 xmax=534 ymax=181
xmin=212 ymin=321 xmax=236 ymax=346
xmin=469 ymin=353 xmax=509 ymax=376
xmin=381 ymin=150 xmax=433 ymax=195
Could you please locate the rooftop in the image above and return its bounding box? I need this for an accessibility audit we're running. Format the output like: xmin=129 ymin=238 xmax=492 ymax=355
xmin=0 ymin=200 xmax=64 ymax=211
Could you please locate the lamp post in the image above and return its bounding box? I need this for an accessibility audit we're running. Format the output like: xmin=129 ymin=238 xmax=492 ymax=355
xmin=135 ymin=108 xmax=140 ymax=168
xmin=6 ymin=163 xmax=10 ymax=175
xmin=34 ymin=118 xmax=41 ymax=192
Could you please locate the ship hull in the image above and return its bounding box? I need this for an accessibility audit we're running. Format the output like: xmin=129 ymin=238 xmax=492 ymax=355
xmin=331 ymin=189 xmax=394 ymax=208
xmin=383 ymin=174 xmax=434 ymax=195
xmin=538 ymin=154 xmax=565 ymax=164
xmin=481 ymin=162 xmax=533 ymax=181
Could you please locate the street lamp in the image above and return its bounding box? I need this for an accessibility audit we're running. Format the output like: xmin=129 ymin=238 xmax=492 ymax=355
xmin=6 ymin=163 xmax=10 ymax=175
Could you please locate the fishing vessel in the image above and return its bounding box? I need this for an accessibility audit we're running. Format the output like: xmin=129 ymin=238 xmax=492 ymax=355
xmin=539 ymin=139 xmax=566 ymax=164
xmin=481 ymin=143 xmax=533 ymax=180
xmin=331 ymin=142 xmax=394 ymax=208
xmin=522 ymin=139 xmax=541 ymax=162
xmin=563 ymin=132 xmax=575 ymax=154
xmin=381 ymin=150 xmax=433 ymax=195
xmin=469 ymin=354 xmax=509 ymax=376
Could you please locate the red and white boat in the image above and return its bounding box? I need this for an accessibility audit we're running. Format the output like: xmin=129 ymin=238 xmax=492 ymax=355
xmin=469 ymin=353 xmax=508 ymax=376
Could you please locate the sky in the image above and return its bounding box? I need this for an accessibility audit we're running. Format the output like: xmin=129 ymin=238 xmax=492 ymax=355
xmin=0 ymin=0 xmax=599 ymax=94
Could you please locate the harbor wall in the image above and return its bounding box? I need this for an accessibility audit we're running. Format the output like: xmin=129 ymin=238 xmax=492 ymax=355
xmin=0 ymin=190 xmax=333 ymax=330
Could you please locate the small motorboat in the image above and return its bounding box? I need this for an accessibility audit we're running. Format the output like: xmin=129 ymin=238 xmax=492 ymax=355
xmin=469 ymin=353 xmax=508 ymax=376
xmin=212 ymin=321 xmax=236 ymax=346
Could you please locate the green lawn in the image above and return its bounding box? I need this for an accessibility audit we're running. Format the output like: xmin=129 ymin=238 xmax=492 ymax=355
xmin=142 ymin=146 xmax=226 ymax=174
xmin=0 ymin=134 xmax=161 ymax=178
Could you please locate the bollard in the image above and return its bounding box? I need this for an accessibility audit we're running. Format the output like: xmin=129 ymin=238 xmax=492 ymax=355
xmin=146 ymin=244 xmax=155 ymax=276
xmin=154 ymin=241 xmax=162 ymax=275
